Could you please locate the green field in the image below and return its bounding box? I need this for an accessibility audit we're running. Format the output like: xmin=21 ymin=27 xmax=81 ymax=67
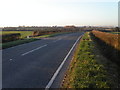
xmin=0 ymin=31 xmax=33 ymax=38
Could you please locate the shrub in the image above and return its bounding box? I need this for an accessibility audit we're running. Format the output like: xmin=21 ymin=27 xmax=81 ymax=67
xmin=2 ymin=33 xmax=21 ymax=43
xmin=91 ymin=30 xmax=120 ymax=50
xmin=91 ymin=30 xmax=120 ymax=66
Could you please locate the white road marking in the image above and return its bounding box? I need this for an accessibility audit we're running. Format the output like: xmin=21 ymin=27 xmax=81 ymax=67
xmin=21 ymin=44 xmax=47 ymax=56
xmin=45 ymin=35 xmax=82 ymax=89
xmin=11 ymin=47 xmax=14 ymax=48
xmin=10 ymin=59 xmax=13 ymax=61
xmin=53 ymin=38 xmax=62 ymax=43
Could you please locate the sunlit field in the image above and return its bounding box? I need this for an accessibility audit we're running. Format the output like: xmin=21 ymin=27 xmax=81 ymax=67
xmin=0 ymin=31 xmax=33 ymax=38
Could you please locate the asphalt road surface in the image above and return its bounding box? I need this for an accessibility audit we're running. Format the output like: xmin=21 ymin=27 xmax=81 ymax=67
xmin=2 ymin=32 xmax=84 ymax=88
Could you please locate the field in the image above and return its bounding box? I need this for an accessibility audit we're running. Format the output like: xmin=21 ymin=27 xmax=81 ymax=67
xmin=0 ymin=31 xmax=33 ymax=38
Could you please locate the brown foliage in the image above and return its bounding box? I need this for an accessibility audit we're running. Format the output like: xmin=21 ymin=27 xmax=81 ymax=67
xmin=32 ymin=30 xmax=60 ymax=36
xmin=2 ymin=33 xmax=21 ymax=43
xmin=92 ymin=30 xmax=120 ymax=50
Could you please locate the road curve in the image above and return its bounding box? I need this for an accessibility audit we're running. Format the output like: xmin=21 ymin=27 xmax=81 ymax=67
xmin=2 ymin=32 xmax=83 ymax=88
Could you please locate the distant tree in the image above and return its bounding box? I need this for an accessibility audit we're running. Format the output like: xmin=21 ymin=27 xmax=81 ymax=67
xmin=115 ymin=27 xmax=120 ymax=32
xmin=112 ymin=27 xmax=120 ymax=32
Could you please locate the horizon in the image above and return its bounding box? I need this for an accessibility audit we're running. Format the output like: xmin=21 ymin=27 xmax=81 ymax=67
xmin=0 ymin=25 xmax=116 ymax=28
xmin=0 ymin=0 xmax=118 ymax=27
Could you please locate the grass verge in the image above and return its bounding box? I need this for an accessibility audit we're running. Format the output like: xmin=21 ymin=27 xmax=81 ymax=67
xmin=1 ymin=38 xmax=39 ymax=49
xmin=33 ymin=32 xmax=71 ymax=38
xmin=62 ymin=32 xmax=110 ymax=88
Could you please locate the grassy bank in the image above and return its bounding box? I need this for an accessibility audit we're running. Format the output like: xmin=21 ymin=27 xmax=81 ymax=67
xmin=91 ymin=30 xmax=120 ymax=50
xmin=90 ymin=32 xmax=120 ymax=87
xmin=62 ymin=32 xmax=110 ymax=88
xmin=91 ymin=31 xmax=120 ymax=67
xmin=1 ymin=38 xmax=38 ymax=49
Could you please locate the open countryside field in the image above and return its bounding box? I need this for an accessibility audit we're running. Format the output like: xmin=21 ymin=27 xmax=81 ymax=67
xmin=0 ymin=31 xmax=33 ymax=38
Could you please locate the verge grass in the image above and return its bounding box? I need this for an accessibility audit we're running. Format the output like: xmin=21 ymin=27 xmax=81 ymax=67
xmin=1 ymin=38 xmax=38 ymax=49
xmin=33 ymin=32 xmax=71 ymax=38
xmin=62 ymin=32 xmax=110 ymax=88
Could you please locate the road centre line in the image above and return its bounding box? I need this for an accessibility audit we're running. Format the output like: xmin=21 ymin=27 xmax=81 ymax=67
xmin=45 ymin=35 xmax=82 ymax=89
xmin=9 ymin=59 xmax=13 ymax=61
xmin=21 ymin=44 xmax=47 ymax=56
xmin=53 ymin=38 xmax=62 ymax=42
xmin=20 ymin=37 xmax=62 ymax=56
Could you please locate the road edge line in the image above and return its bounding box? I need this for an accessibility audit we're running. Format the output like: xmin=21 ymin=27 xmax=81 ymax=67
xmin=45 ymin=35 xmax=83 ymax=89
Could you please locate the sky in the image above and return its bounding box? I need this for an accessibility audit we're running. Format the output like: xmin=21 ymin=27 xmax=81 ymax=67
xmin=0 ymin=0 xmax=119 ymax=27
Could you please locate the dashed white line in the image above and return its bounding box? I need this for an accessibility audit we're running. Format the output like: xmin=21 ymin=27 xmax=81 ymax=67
xmin=11 ymin=47 xmax=14 ymax=48
xmin=53 ymin=39 xmax=62 ymax=43
xmin=21 ymin=44 xmax=47 ymax=56
xmin=10 ymin=59 xmax=13 ymax=61
xmin=45 ymin=35 xmax=82 ymax=89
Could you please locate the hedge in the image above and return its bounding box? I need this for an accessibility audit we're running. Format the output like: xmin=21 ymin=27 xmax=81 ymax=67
xmin=2 ymin=33 xmax=21 ymax=43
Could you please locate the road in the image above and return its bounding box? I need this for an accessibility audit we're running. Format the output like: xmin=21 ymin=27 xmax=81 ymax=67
xmin=2 ymin=32 xmax=83 ymax=88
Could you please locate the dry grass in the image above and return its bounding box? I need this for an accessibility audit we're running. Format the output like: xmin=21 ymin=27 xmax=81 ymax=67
xmin=92 ymin=30 xmax=120 ymax=50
